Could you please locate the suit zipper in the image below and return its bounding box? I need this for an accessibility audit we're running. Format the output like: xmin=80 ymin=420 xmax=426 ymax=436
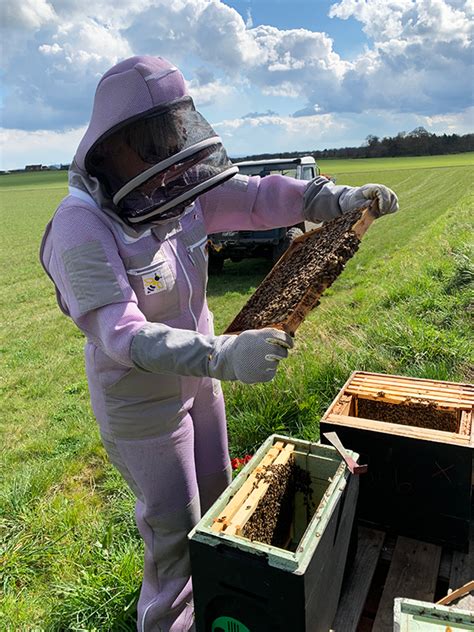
xmin=169 ymin=241 xmax=198 ymax=330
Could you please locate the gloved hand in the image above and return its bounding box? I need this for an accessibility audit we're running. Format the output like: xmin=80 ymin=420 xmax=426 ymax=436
xmin=340 ymin=183 xmax=399 ymax=216
xmin=208 ymin=328 xmax=293 ymax=384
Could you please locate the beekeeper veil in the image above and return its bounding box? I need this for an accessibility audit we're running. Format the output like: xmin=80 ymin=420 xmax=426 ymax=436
xmin=74 ymin=56 xmax=238 ymax=225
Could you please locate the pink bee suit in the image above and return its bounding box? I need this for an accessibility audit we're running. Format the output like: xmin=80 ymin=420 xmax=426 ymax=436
xmin=40 ymin=56 xmax=398 ymax=632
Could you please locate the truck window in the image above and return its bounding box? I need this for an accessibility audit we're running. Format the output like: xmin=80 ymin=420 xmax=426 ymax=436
xmin=302 ymin=166 xmax=315 ymax=180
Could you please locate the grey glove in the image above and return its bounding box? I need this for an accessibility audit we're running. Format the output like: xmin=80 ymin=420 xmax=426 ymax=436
xmin=130 ymin=322 xmax=293 ymax=385
xmin=340 ymin=183 xmax=399 ymax=216
xmin=208 ymin=328 xmax=294 ymax=384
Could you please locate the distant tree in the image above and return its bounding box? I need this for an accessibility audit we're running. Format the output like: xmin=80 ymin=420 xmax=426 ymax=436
xmin=409 ymin=126 xmax=431 ymax=138
xmin=235 ymin=131 xmax=473 ymax=163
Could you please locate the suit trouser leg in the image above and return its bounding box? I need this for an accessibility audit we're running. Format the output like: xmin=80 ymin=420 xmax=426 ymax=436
xmin=191 ymin=378 xmax=232 ymax=513
xmin=100 ymin=412 xmax=199 ymax=632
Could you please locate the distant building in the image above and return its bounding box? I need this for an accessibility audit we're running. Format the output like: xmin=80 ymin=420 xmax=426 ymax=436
xmin=25 ymin=164 xmax=43 ymax=171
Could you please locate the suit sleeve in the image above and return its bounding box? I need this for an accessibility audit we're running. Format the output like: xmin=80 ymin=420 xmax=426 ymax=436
xmin=44 ymin=203 xmax=146 ymax=367
xmin=200 ymin=173 xmax=357 ymax=234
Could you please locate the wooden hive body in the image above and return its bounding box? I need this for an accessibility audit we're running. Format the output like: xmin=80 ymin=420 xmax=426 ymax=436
xmin=225 ymin=204 xmax=377 ymax=335
xmin=188 ymin=435 xmax=360 ymax=632
xmin=320 ymin=371 xmax=474 ymax=549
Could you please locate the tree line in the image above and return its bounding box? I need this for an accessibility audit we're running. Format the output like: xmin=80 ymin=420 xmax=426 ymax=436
xmin=234 ymin=127 xmax=473 ymax=162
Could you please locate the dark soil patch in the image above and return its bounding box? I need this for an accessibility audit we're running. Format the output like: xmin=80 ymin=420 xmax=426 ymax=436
xmin=357 ymin=398 xmax=459 ymax=433
xmin=226 ymin=208 xmax=364 ymax=332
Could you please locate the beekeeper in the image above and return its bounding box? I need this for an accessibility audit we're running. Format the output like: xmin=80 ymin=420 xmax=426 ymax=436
xmin=40 ymin=56 xmax=398 ymax=632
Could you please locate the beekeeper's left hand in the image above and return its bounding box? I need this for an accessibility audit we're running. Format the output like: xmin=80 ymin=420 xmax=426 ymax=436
xmin=340 ymin=183 xmax=399 ymax=216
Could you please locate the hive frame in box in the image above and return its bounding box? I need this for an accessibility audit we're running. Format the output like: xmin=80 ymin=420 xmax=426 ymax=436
xmin=225 ymin=203 xmax=378 ymax=336
xmin=211 ymin=440 xmax=295 ymax=538
xmin=322 ymin=371 xmax=474 ymax=447
xmin=320 ymin=371 xmax=474 ymax=549
xmin=189 ymin=434 xmax=358 ymax=573
xmin=188 ymin=434 xmax=360 ymax=632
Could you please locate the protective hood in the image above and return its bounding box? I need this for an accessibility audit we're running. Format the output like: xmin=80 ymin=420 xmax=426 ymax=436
xmin=74 ymin=56 xmax=237 ymax=225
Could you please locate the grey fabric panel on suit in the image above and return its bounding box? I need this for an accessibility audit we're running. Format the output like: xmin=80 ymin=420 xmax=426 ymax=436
xmin=147 ymin=494 xmax=201 ymax=579
xmin=62 ymin=240 xmax=125 ymax=315
xmin=104 ymin=367 xmax=184 ymax=439
xmin=99 ymin=429 xmax=145 ymax=501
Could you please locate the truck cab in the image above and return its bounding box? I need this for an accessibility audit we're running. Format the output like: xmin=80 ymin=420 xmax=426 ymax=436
xmin=208 ymin=156 xmax=320 ymax=273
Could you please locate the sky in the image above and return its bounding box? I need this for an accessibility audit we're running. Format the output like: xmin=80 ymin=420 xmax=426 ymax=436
xmin=1 ymin=0 xmax=473 ymax=170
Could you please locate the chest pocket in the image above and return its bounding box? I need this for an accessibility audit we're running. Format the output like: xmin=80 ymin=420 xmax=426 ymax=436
xmin=182 ymin=222 xmax=209 ymax=281
xmin=126 ymin=254 xmax=180 ymax=322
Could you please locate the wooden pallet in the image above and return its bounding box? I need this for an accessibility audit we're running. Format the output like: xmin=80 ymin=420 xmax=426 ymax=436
xmin=331 ymin=522 xmax=474 ymax=631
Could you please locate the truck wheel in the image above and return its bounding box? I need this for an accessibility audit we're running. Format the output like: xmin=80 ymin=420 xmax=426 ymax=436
xmin=208 ymin=252 xmax=225 ymax=274
xmin=271 ymin=227 xmax=304 ymax=264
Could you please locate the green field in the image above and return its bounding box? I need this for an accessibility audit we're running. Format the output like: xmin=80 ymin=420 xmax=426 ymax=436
xmin=1 ymin=155 xmax=473 ymax=629
xmin=317 ymin=152 xmax=474 ymax=174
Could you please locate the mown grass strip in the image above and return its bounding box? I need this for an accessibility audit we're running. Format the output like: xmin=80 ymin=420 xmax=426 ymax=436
xmin=1 ymin=157 xmax=473 ymax=628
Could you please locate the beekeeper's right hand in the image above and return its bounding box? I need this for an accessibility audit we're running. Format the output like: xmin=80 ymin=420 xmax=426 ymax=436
xmin=130 ymin=322 xmax=293 ymax=384
xmin=208 ymin=328 xmax=294 ymax=383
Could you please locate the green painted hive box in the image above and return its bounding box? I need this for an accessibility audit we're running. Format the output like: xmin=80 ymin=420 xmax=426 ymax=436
xmin=394 ymin=598 xmax=474 ymax=631
xmin=188 ymin=434 xmax=360 ymax=632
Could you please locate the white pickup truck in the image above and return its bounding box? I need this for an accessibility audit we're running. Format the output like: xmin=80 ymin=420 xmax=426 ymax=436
xmin=208 ymin=156 xmax=324 ymax=273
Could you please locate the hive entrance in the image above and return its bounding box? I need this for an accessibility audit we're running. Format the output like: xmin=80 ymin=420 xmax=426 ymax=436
xmin=212 ymin=442 xmax=338 ymax=551
xmin=225 ymin=205 xmax=377 ymax=335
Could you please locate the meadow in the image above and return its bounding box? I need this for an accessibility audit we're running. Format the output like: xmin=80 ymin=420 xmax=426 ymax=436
xmin=1 ymin=154 xmax=473 ymax=629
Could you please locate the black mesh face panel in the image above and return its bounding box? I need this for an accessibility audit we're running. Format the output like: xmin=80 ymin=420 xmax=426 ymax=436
xmin=116 ymin=143 xmax=236 ymax=224
xmin=86 ymin=97 xmax=237 ymax=224
xmin=87 ymin=97 xmax=220 ymax=189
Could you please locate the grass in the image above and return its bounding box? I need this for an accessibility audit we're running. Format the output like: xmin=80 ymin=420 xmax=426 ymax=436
xmin=317 ymin=152 xmax=474 ymax=174
xmin=1 ymin=154 xmax=473 ymax=629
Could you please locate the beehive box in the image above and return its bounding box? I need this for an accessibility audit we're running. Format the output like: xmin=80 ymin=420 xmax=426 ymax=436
xmin=394 ymin=598 xmax=474 ymax=632
xmin=225 ymin=204 xmax=377 ymax=335
xmin=320 ymin=371 xmax=474 ymax=549
xmin=188 ymin=434 xmax=360 ymax=632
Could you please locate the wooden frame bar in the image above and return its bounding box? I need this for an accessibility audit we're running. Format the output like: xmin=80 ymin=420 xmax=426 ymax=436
xmin=324 ymin=413 xmax=471 ymax=445
xmin=224 ymin=204 xmax=378 ymax=335
xmin=224 ymin=443 xmax=295 ymax=536
xmin=211 ymin=440 xmax=287 ymax=532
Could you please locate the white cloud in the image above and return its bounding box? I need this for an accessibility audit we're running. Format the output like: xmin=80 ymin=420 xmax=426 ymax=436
xmin=2 ymin=17 xmax=133 ymax=130
xmin=42 ymin=19 xmax=132 ymax=69
xmin=0 ymin=127 xmax=86 ymax=171
xmin=423 ymin=106 xmax=474 ymax=133
xmin=186 ymin=79 xmax=235 ymax=107
xmin=39 ymin=42 xmax=62 ymax=55
xmin=213 ymin=112 xmax=346 ymax=155
xmin=2 ymin=0 xmax=56 ymax=29
xmin=0 ymin=0 xmax=472 ymax=168
xmin=326 ymin=0 xmax=473 ymax=113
